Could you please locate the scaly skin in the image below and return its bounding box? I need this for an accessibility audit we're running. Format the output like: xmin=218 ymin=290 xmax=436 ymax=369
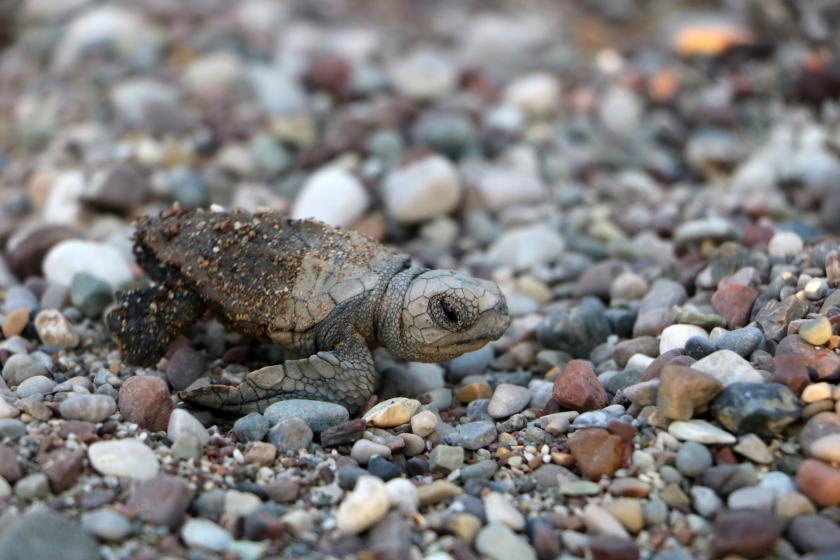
xmin=107 ymin=208 xmax=510 ymax=414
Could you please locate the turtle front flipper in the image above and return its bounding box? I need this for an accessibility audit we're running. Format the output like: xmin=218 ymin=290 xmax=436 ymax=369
xmin=180 ymin=333 xmax=376 ymax=415
xmin=107 ymin=282 xmax=204 ymax=366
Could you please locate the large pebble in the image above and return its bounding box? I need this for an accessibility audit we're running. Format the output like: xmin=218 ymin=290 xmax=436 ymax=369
xmin=336 ymin=475 xmax=389 ymax=534
xmin=363 ymin=397 xmax=420 ymax=428
xmin=796 ymin=459 xmax=840 ymax=507
xmin=264 ymin=399 xmax=349 ymax=433
xmin=488 ymin=383 xmax=531 ymax=419
xmin=484 ymin=492 xmax=525 ymax=530
xmin=659 ymin=324 xmax=708 ymax=354
xmin=551 ymin=359 xmax=609 ymax=412
xmin=691 ymin=350 xmax=764 ymax=386
xmin=2 ymin=354 xmax=47 ymax=385
xmin=88 ymin=439 xmax=159 ymax=480
xmin=0 ymin=510 xmax=100 ymax=560
xmin=59 ymin=394 xmax=116 ymax=423
xmin=487 ymin=224 xmax=565 ymax=270
xmin=81 ymin=509 xmax=132 ymax=542
xmin=710 ymin=382 xmax=800 ymax=437
xmin=34 ymin=310 xmax=79 ymax=349
xmin=291 ymin=167 xmax=369 ymax=228
xmin=268 ymin=417 xmax=313 ymax=452
xmin=382 ymin=155 xmax=461 ymax=223
xmin=43 ymin=239 xmax=133 ymax=287
xmin=568 ymin=428 xmax=625 ymax=480
xmin=118 ymin=376 xmax=173 ymax=432
xmin=657 ymin=365 xmax=722 ymax=421
xmin=128 ymin=474 xmax=193 ymax=529
xmin=16 ymin=375 xmax=55 ymax=398
xmin=167 ymin=409 xmax=209 ymax=445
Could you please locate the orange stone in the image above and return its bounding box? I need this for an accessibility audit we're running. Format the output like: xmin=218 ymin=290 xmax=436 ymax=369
xmin=796 ymin=459 xmax=840 ymax=507
xmin=568 ymin=428 xmax=625 ymax=480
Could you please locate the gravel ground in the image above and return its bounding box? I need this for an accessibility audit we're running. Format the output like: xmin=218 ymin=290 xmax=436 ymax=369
xmin=2 ymin=1 xmax=840 ymax=559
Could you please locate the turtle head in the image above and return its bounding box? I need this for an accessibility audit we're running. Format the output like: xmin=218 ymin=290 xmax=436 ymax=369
xmin=385 ymin=269 xmax=510 ymax=362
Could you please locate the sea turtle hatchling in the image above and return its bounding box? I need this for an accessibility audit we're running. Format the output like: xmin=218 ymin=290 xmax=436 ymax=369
xmin=107 ymin=207 xmax=510 ymax=414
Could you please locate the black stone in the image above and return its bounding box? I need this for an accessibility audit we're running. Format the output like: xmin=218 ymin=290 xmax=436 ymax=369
xmin=711 ymin=382 xmax=801 ymax=437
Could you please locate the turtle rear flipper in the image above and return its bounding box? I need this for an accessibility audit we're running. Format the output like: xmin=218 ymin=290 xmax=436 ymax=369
xmin=107 ymin=283 xmax=203 ymax=366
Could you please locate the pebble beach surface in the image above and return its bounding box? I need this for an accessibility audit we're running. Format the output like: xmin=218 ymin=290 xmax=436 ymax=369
xmin=2 ymin=1 xmax=840 ymax=559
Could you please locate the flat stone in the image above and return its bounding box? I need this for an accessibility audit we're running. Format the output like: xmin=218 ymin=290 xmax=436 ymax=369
xmin=668 ymin=420 xmax=736 ymax=445
xmin=80 ymin=508 xmax=132 ymax=542
xmin=264 ymin=399 xmax=349 ymax=433
xmin=417 ymin=480 xmax=461 ymax=506
xmin=455 ymin=381 xmax=493 ymax=403
xmin=40 ymin=448 xmax=84 ymax=493
xmin=233 ymin=412 xmax=270 ymax=442
xmin=734 ymin=433 xmax=773 ymax=464
xmin=320 ymin=418 xmax=366 ymax=447
xmin=350 ymin=439 xmax=391 ymax=465
xmin=446 ymin=421 xmax=497 ymax=450
xmin=88 ymin=439 xmax=159 ymax=480
xmin=588 ymin=535 xmax=640 ymax=560
xmin=691 ymin=350 xmax=764 ymax=386
xmin=755 ymin=295 xmax=807 ymax=341
xmin=484 ymin=492 xmax=525 ymax=531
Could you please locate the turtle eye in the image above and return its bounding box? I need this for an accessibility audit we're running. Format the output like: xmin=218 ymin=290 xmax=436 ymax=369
xmin=440 ymin=300 xmax=459 ymax=323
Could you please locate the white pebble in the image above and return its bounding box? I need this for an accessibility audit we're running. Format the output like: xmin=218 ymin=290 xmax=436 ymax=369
xmin=336 ymin=476 xmax=389 ymax=534
xmin=88 ymin=439 xmax=159 ymax=480
xmin=291 ymin=167 xmax=370 ymax=228
xmin=382 ymin=155 xmax=461 ymax=224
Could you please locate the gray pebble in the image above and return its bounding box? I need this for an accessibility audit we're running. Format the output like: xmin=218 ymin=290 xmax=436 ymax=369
xmin=233 ymin=412 xmax=270 ymax=442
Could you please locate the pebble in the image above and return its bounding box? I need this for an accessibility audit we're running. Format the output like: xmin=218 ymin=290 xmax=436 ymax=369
xmin=34 ymin=309 xmax=79 ymax=348
xmin=268 ymin=417 xmax=313 ymax=452
xmin=475 ymin=523 xmax=536 ymax=560
xmin=16 ymin=375 xmax=55 ymax=398
xmin=336 ymin=476 xmax=389 ymax=534
xmin=734 ymin=433 xmax=773 ymax=464
xmin=715 ymin=326 xmax=764 ymax=357
xmin=0 ymin=510 xmax=100 ymax=560
xmin=657 ymin=365 xmax=722 ymax=421
xmin=59 ymin=394 xmax=116 ymax=423
xmin=389 ymin=48 xmax=456 ymax=100
xmin=711 ymin=283 xmax=759 ymax=328
xmin=488 ymin=224 xmax=566 ymax=271
xmin=668 ymin=420 xmax=736 ymax=445
xmin=167 ymin=409 xmax=209 ymax=445
xmin=363 ymin=397 xmax=420 ymax=428
xmin=165 ymin=346 xmax=206 ymax=391
xmin=291 ymin=167 xmax=369 ymax=228
xmin=787 ymin=514 xmax=840 ymax=553
xmin=675 ymin=441 xmax=713 ymax=478
xmin=488 ymin=383 xmax=531 ymax=418
xmin=539 ymin=297 xmax=611 ymax=357
xmin=796 ymin=459 xmax=840 ymax=506
xmin=70 ymin=272 xmax=112 ymax=317
xmin=81 ymin=508 xmax=132 ymax=541
xmin=691 ymin=350 xmax=764 ymax=385
xmin=43 ymin=239 xmax=133 ymax=287
xmin=583 ymin=503 xmax=630 ymax=538
xmin=410 ymin=410 xmax=438 ymax=437
xmin=264 ymin=399 xmax=349 ymax=433
xmin=447 ymin=421 xmax=497 ymax=450
xmin=569 ymin=428 xmax=625 ymax=480
xmin=691 ymin=486 xmax=723 ymax=517
xmin=713 ymin=508 xmax=781 ymax=558
xmin=484 ymin=492 xmax=525 ymax=531
xmin=180 ymin=518 xmax=231 ymax=553
xmin=659 ymin=324 xmax=708 ymax=354
xmin=800 ymin=316 xmax=832 ymax=346
xmin=350 ymin=440 xmax=391 ymax=465
xmin=385 ymin=478 xmax=418 ymax=516
xmin=502 ymin=72 xmax=559 ymax=117
xmin=429 ymin=444 xmax=464 ymax=473
xmin=809 ymin=433 xmax=840 ymax=463
xmin=382 ymin=155 xmax=461 ymax=223
xmin=710 ymin=382 xmax=800 ymax=436
xmin=118 ymin=376 xmax=173 ymax=432
xmin=2 ymin=308 xmax=29 ymax=338
xmin=417 ymin=480 xmax=461 ymax=505
xmin=2 ymin=354 xmax=47 ymax=385
xmin=551 ymin=359 xmax=609 ymax=412
xmin=128 ymin=474 xmax=192 ymax=528
xmin=88 ymin=439 xmax=159 ymax=480
xmin=233 ymin=412 xmax=270 ymax=442
xmin=768 ymin=231 xmax=804 ymax=258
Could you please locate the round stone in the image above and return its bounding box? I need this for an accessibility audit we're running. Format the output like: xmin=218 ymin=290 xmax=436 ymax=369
xmin=118 ymin=376 xmax=173 ymax=432
xmin=659 ymin=324 xmax=709 ymax=354
xmin=88 ymin=439 xmax=159 ymax=480
xmin=362 ymin=397 xmax=421 ymax=428
xmin=336 ymin=475 xmax=389 ymax=534
xmin=59 ymin=394 xmax=117 ymax=423
xmin=181 ymin=518 xmax=232 ymax=553
xmin=799 ymin=316 xmax=832 ymax=346
xmin=34 ymin=310 xmax=79 ymax=349
xmin=264 ymin=399 xmax=349 ymax=433
xmin=43 ymin=239 xmax=133 ymax=287
xmin=382 ymin=155 xmax=461 ymax=224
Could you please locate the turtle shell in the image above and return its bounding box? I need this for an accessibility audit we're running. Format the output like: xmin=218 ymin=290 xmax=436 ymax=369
xmin=134 ymin=209 xmax=408 ymax=339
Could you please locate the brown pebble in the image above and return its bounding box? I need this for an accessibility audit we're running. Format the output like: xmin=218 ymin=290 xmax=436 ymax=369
xmin=568 ymin=428 xmax=625 ymax=480
xmin=551 ymin=360 xmax=609 ymax=412
xmin=40 ymin=448 xmax=84 ymax=493
xmin=127 ymin=474 xmax=193 ymax=529
xmin=2 ymin=308 xmax=29 ymax=338
xmin=713 ymin=508 xmax=781 ymax=558
xmin=796 ymin=459 xmax=840 ymax=507
xmin=118 ymin=376 xmax=174 ymax=432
